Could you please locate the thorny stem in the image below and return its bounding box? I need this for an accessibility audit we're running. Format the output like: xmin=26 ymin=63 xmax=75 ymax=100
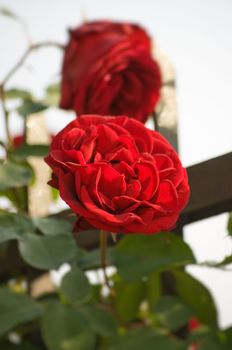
xmin=100 ymin=230 xmax=115 ymax=297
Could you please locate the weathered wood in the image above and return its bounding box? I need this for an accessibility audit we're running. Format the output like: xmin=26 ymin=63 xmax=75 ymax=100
xmin=180 ymin=152 xmax=232 ymax=225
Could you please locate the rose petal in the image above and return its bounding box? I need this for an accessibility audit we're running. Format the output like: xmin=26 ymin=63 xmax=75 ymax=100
xmin=135 ymin=160 xmax=159 ymax=200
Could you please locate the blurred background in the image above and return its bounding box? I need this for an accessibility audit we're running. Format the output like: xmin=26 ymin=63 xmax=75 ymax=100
xmin=0 ymin=0 xmax=232 ymax=327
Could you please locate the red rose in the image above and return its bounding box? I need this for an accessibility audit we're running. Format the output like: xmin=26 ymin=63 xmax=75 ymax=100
xmin=60 ymin=21 xmax=161 ymax=123
xmin=45 ymin=115 xmax=189 ymax=234
xmin=188 ymin=318 xmax=201 ymax=331
xmin=12 ymin=135 xmax=25 ymax=149
xmin=188 ymin=318 xmax=201 ymax=350
xmin=12 ymin=134 xmax=55 ymax=149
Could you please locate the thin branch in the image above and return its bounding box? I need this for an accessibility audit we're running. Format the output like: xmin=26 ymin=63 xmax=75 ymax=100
xmin=0 ymin=41 xmax=64 ymax=147
xmin=1 ymin=41 xmax=64 ymax=86
xmin=0 ymin=85 xmax=11 ymax=146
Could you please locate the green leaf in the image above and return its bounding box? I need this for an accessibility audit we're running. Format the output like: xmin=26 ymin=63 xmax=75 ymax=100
xmin=0 ymin=342 xmax=41 ymax=350
xmin=60 ymin=267 xmax=92 ymax=305
xmin=153 ymin=295 xmax=192 ymax=331
xmin=44 ymin=83 xmax=60 ymax=106
xmin=0 ymin=210 xmax=33 ymax=244
xmin=79 ymin=305 xmax=118 ymax=337
xmin=227 ymin=213 xmax=232 ymax=236
xmin=223 ymin=327 xmax=232 ymax=349
xmin=78 ymin=247 xmax=115 ymax=270
xmin=41 ymin=303 xmax=88 ymax=350
xmin=109 ymin=328 xmax=185 ymax=350
xmin=0 ymin=288 xmax=43 ymax=336
xmin=61 ymin=332 xmax=96 ymax=350
xmin=114 ymin=276 xmax=145 ymax=322
xmin=0 ymin=7 xmax=23 ymax=21
xmin=216 ymin=255 xmax=232 ymax=267
xmin=19 ymin=233 xmax=76 ymax=269
xmin=17 ymin=99 xmax=48 ymax=118
xmin=51 ymin=187 xmax=59 ymax=201
xmin=146 ymin=271 xmax=162 ymax=308
xmin=187 ymin=327 xmax=224 ymax=350
xmin=114 ymin=233 xmax=195 ymax=281
xmin=11 ymin=144 xmax=49 ymax=159
xmin=33 ymin=217 xmax=73 ymax=236
xmin=173 ymin=270 xmax=218 ymax=328
xmin=0 ymin=162 xmax=33 ymax=191
xmin=5 ymin=88 xmax=32 ymax=100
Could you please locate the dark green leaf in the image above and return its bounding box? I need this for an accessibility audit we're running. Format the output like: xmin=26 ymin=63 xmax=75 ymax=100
xmin=78 ymin=247 xmax=115 ymax=270
xmin=109 ymin=328 xmax=185 ymax=350
xmin=41 ymin=303 xmax=88 ymax=350
xmin=146 ymin=271 xmax=161 ymax=308
xmin=61 ymin=332 xmax=96 ymax=350
xmin=11 ymin=144 xmax=49 ymax=159
xmin=33 ymin=217 xmax=73 ymax=236
xmin=44 ymin=83 xmax=60 ymax=106
xmin=60 ymin=267 xmax=92 ymax=305
xmin=19 ymin=233 xmax=76 ymax=269
xmin=79 ymin=305 xmax=118 ymax=337
xmin=227 ymin=213 xmax=232 ymax=236
xmin=114 ymin=276 xmax=144 ymax=322
xmin=114 ymin=233 xmax=195 ymax=281
xmin=223 ymin=327 xmax=232 ymax=349
xmin=0 ymin=288 xmax=43 ymax=336
xmin=153 ymin=295 xmax=192 ymax=331
xmin=0 ymin=342 xmax=41 ymax=350
xmin=187 ymin=327 xmax=224 ymax=350
xmin=0 ymin=210 xmax=33 ymax=244
xmin=0 ymin=162 xmax=33 ymax=191
xmin=5 ymin=88 xmax=32 ymax=100
xmin=173 ymin=270 xmax=218 ymax=328
xmin=17 ymin=99 xmax=48 ymax=118
xmin=91 ymin=284 xmax=102 ymax=303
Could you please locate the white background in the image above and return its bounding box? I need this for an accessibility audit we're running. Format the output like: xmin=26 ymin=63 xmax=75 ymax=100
xmin=0 ymin=0 xmax=232 ymax=327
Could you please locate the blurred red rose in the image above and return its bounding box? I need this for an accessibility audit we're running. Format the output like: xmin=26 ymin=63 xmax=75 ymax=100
xmin=12 ymin=135 xmax=25 ymax=149
xmin=188 ymin=318 xmax=201 ymax=350
xmin=12 ymin=134 xmax=55 ymax=149
xmin=60 ymin=21 xmax=161 ymax=123
xmin=45 ymin=115 xmax=189 ymax=234
xmin=188 ymin=318 xmax=201 ymax=331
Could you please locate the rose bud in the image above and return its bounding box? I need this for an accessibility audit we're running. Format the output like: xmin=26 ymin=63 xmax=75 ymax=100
xmin=60 ymin=21 xmax=161 ymax=123
xmin=45 ymin=115 xmax=190 ymax=234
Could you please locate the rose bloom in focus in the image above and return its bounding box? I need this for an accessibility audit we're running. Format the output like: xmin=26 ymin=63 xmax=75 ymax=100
xmin=60 ymin=21 xmax=161 ymax=123
xmin=45 ymin=115 xmax=189 ymax=234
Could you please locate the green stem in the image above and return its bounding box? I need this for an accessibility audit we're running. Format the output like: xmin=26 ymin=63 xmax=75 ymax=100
xmin=100 ymin=230 xmax=115 ymax=297
xmin=0 ymin=85 xmax=11 ymax=148
xmin=152 ymin=111 xmax=159 ymax=132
